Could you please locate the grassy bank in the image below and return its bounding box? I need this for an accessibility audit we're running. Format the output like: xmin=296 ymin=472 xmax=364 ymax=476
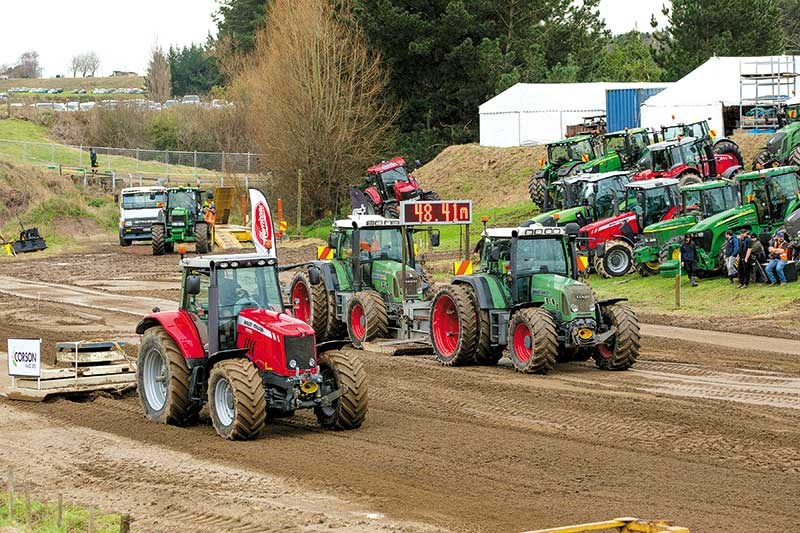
xmin=0 ymin=491 xmax=122 ymax=532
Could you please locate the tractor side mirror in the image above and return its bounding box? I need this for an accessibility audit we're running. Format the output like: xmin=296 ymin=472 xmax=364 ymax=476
xmin=430 ymin=230 xmax=440 ymax=247
xmin=186 ymin=275 xmax=201 ymax=295
xmin=327 ymin=233 xmax=338 ymax=249
xmin=565 ymin=222 xmax=580 ymax=238
xmin=113 ymin=194 xmax=119 ymax=204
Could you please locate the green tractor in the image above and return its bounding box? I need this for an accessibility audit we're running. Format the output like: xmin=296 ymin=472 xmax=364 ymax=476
xmin=531 ymin=171 xmax=631 ymax=228
xmin=528 ymin=135 xmax=598 ymax=209
xmin=289 ymin=213 xmax=437 ymax=347
xmin=577 ymin=128 xmax=651 ymax=174
xmin=428 ymin=223 xmax=640 ymax=374
xmin=751 ymin=103 xmax=800 ymax=169
xmin=151 ymin=187 xmax=211 ymax=256
xmin=632 ymin=180 xmax=739 ymax=275
xmin=684 ymin=166 xmax=800 ymax=273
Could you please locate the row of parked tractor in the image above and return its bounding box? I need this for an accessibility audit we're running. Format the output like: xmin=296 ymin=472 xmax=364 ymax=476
xmin=525 ymin=118 xmax=800 ymax=278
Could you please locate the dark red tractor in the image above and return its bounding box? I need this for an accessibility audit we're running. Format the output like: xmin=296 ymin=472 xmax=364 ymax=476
xmin=633 ymin=136 xmax=743 ymax=187
xmin=362 ymin=157 xmax=439 ymax=218
xmin=579 ymin=178 xmax=681 ymax=277
xmin=135 ymin=253 xmax=367 ymax=440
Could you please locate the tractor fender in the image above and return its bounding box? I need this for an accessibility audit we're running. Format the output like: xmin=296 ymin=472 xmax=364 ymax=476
xmin=207 ymin=348 xmax=249 ymax=368
xmin=364 ymin=186 xmax=382 ymax=206
xmin=309 ymin=260 xmax=339 ymax=292
xmin=510 ymin=302 xmax=545 ymax=313
xmin=452 ymin=276 xmax=496 ymax=310
xmin=722 ymin=165 xmax=742 ymax=180
xmin=135 ymin=310 xmax=206 ymax=359
xmin=713 ymin=137 xmax=739 ymax=149
xmin=596 ymin=297 xmax=628 ymax=307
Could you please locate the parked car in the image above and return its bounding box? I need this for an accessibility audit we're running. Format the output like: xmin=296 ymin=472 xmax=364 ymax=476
xmin=164 ymin=99 xmax=178 ymax=109
xmin=181 ymin=94 xmax=200 ymax=105
xmin=79 ymin=102 xmax=96 ymax=111
xmin=75 ymin=89 xmax=87 ymax=94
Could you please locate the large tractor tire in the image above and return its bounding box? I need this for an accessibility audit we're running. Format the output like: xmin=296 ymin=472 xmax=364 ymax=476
xmin=290 ymin=271 xmax=330 ymax=338
xmin=752 ymin=149 xmax=773 ymax=170
xmin=137 ymin=326 xmax=201 ymax=426
xmin=346 ymin=290 xmax=388 ymax=348
xmin=593 ymin=304 xmax=640 ymax=370
xmin=194 ymin=222 xmax=210 ymax=253
xmin=714 ymin=139 xmax=744 ymax=167
xmin=315 ymin=349 xmax=368 ymax=429
xmin=421 ymin=190 xmax=440 ymax=201
xmin=475 ymin=310 xmax=503 ymax=365
xmin=207 ymin=358 xmax=267 ymax=440
xmin=151 ymin=224 xmax=166 ymax=256
xmin=429 ymin=284 xmax=478 ymax=366
xmin=384 ymin=203 xmax=400 ymax=219
xmin=505 ymin=308 xmax=558 ymax=374
xmin=528 ymin=175 xmax=547 ymax=207
xmin=594 ymin=240 xmax=633 ymax=278
xmin=119 ymin=234 xmax=132 ymax=247
xmin=678 ymin=171 xmax=702 ymax=188
xmin=788 ymin=145 xmax=800 ymax=167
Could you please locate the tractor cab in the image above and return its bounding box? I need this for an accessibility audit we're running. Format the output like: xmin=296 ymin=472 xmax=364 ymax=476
xmin=661 ymin=120 xmax=713 ymax=143
xmin=739 ymin=166 xmax=800 ymax=224
xmin=624 ymin=178 xmax=682 ymax=229
xmin=549 ymin=135 xmax=597 ymax=170
xmin=533 ymin=172 xmax=631 ymax=228
xmin=682 ymin=180 xmax=738 ymax=218
xmin=151 ymin=186 xmax=212 ymax=255
xmin=165 ymin=187 xmax=203 ymax=225
xmin=600 ymin=128 xmax=650 ymax=167
xmin=634 ymin=137 xmax=740 ymax=186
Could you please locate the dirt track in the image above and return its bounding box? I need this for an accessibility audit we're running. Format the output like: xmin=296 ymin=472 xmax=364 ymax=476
xmin=1 ymin=243 xmax=799 ymax=532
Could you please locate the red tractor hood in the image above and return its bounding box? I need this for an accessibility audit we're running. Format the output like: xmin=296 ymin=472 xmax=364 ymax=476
xmin=237 ymin=308 xmax=315 ymax=338
xmin=633 ymin=169 xmax=661 ymax=181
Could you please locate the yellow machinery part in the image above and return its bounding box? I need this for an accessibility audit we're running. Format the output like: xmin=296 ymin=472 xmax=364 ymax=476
xmin=523 ymin=517 xmax=689 ymax=533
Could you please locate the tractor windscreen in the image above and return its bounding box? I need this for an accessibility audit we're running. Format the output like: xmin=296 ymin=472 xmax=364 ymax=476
xmin=548 ymin=144 xmax=569 ymax=164
xmin=700 ymin=187 xmax=737 ymax=216
xmin=682 ymin=190 xmax=702 ymax=212
xmin=122 ymin=191 xmax=165 ymax=209
xmin=568 ymin=139 xmax=594 ymax=160
xmin=169 ymin=190 xmax=199 ymax=211
xmin=629 ymin=187 xmax=673 ymax=227
xmin=582 ymin=179 xmax=623 ymax=219
xmin=516 ymin=238 xmax=568 ymax=277
xmin=603 ymin=135 xmax=626 ymax=153
xmin=651 ymin=147 xmax=679 ymax=171
xmin=767 ymin=172 xmax=800 ymax=218
xmin=767 ymin=131 xmax=786 ymax=155
xmin=356 ymin=228 xmax=405 ymax=262
xmin=216 ymin=265 xmax=283 ymax=318
xmin=380 ymin=167 xmax=410 ymax=188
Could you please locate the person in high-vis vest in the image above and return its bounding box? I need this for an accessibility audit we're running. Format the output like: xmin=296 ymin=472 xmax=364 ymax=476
xmin=765 ymin=231 xmax=790 ymax=286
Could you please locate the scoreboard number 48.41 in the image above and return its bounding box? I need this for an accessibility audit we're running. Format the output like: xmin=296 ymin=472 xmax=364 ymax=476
xmin=400 ymin=200 xmax=472 ymax=225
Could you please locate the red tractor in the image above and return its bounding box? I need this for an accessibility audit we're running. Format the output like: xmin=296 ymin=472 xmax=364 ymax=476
xmin=633 ymin=136 xmax=743 ymax=187
xmin=135 ymin=253 xmax=367 ymax=440
xmin=362 ymin=157 xmax=439 ymax=218
xmin=579 ymin=178 xmax=681 ymax=277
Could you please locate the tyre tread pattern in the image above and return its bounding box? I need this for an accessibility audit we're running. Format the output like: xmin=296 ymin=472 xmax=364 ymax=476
xmin=151 ymin=224 xmax=165 ymax=256
xmin=505 ymin=308 xmax=558 ymax=374
xmin=319 ymin=349 xmax=368 ymax=429
xmin=194 ymin=222 xmax=209 ymax=253
xmin=430 ymin=284 xmax=478 ymax=366
xmin=347 ymin=290 xmax=388 ymax=347
xmin=595 ymin=304 xmax=640 ymax=371
xmin=290 ymin=271 xmax=330 ymax=339
xmin=209 ymin=358 xmax=266 ymax=440
xmin=596 ymin=239 xmax=633 ymax=278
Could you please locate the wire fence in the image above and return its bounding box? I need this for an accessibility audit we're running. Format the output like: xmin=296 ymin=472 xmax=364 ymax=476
xmin=0 ymin=138 xmax=266 ymax=175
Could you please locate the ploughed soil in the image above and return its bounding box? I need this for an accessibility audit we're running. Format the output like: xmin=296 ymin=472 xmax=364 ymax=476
xmin=0 ymin=241 xmax=798 ymax=532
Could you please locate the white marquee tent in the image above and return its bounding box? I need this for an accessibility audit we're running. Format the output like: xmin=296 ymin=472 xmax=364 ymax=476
xmin=479 ymin=82 xmax=669 ymax=147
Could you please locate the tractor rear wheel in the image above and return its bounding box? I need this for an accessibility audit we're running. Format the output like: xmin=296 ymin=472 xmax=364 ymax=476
xmin=678 ymin=171 xmax=702 ymax=187
xmin=788 ymin=145 xmax=800 ymax=167
xmin=752 ymin=149 xmax=771 ymax=170
xmin=594 ymin=304 xmax=640 ymax=370
xmin=635 ymin=261 xmax=659 ymax=277
xmin=207 ymin=358 xmax=266 ymax=440
xmin=151 ymin=224 xmax=166 ymax=256
xmin=119 ymin=234 xmax=131 ymax=247
xmin=290 ymin=271 xmax=330 ymax=338
xmin=384 ymin=203 xmax=400 ymax=219
xmin=194 ymin=222 xmax=210 ymax=253
xmin=137 ymin=326 xmax=200 ymax=426
xmin=346 ymin=291 xmax=388 ymax=348
xmin=714 ymin=139 xmax=744 ymax=167
xmin=429 ymin=284 xmax=478 ymax=366
xmin=505 ymin=308 xmax=558 ymax=374
xmin=421 ymin=191 xmax=440 ymax=201
xmin=316 ymin=349 xmax=368 ymax=429
xmin=475 ymin=310 xmax=503 ymax=365
xmin=528 ymin=175 xmax=546 ymax=207
xmin=595 ymin=240 xmax=633 ymax=278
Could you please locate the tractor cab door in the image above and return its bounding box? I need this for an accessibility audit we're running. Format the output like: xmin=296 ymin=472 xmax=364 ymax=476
xmin=182 ymin=270 xmax=211 ymax=351
xmin=743 ymin=180 xmax=769 ymax=222
xmin=629 ymin=131 xmax=649 ymax=162
xmin=642 ymin=187 xmax=674 ymax=226
xmin=766 ymin=172 xmax=800 ymax=221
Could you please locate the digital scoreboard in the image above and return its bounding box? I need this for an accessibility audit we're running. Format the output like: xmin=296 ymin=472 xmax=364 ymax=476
xmin=400 ymin=200 xmax=472 ymax=225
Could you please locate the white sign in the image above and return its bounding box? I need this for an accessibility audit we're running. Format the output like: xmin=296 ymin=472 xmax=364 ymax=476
xmin=7 ymin=338 xmax=41 ymax=377
xmin=249 ymin=187 xmax=277 ymax=258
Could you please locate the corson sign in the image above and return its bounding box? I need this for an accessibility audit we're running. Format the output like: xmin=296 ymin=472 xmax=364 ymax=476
xmin=7 ymin=338 xmax=42 ymax=378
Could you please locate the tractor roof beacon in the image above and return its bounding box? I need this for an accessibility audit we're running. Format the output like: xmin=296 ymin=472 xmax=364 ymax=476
xmin=135 ymin=252 xmax=368 ymax=440
xmin=290 ymin=211 xmax=439 ymax=349
xmin=428 ymin=222 xmax=640 ymax=373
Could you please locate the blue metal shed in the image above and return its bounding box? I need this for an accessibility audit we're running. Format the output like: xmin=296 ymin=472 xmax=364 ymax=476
xmin=606 ymin=87 xmax=665 ymax=131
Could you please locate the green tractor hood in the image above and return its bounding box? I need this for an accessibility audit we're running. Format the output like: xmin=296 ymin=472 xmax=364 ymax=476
xmin=580 ymin=151 xmax=622 ymax=174
xmin=531 ymin=205 xmax=586 ymax=226
xmin=689 ymin=204 xmax=757 ymax=234
xmin=642 ymin=214 xmax=701 ymax=246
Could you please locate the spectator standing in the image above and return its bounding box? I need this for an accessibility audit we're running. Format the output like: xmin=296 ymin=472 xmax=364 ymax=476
xmin=765 ymin=231 xmax=790 ymax=285
xmin=737 ymin=228 xmax=753 ymax=288
xmin=680 ymin=234 xmax=698 ymax=287
xmin=723 ymin=230 xmax=739 ymax=283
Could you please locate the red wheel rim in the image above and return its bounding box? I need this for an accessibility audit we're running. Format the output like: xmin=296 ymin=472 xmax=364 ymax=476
xmin=292 ymin=282 xmax=311 ymax=323
xmin=513 ymin=323 xmax=532 ymax=363
xmin=598 ymin=343 xmax=613 ymax=359
xmin=432 ymin=294 xmax=459 ymax=357
xmin=350 ymin=302 xmax=366 ymax=339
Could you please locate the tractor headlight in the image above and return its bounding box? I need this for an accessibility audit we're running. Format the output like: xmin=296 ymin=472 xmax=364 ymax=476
xmin=308 ymin=358 xmax=315 ymax=367
xmin=288 ymin=359 xmax=297 ymax=369
xmin=570 ymin=304 xmax=579 ymax=313
xmin=694 ymin=232 xmax=704 ymax=238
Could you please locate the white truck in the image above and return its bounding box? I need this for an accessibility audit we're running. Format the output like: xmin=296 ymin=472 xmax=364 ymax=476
xmin=118 ymin=186 xmax=167 ymax=246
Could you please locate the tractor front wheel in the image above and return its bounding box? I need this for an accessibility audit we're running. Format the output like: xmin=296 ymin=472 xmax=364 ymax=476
xmin=752 ymin=149 xmax=778 ymax=170
xmin=290 ymin=271 xmax=330 ymax=338
xmin=194 ymin=222 xmax=210 ymax=254
xmin=505 ymin=308 xmax=558 ymax=374
xmin=207 ymin=358 xmax=267 ymax=440
xmin=151 ymin=224 xmax=166 ymax=256
xmin=594 ymin=304 xmax=640 ymax=370
xmin=346 ymin=291 xmax=388 ymax=348
xmin=678 ymin=171 xmax=702 ymax=188
xmin=119 ymin=234 xmax=132 ymax=247
xmin=429 ymin=285 xmax=478 ymax=366
xmin=595 ymin=240 xmax=633 ymax=278
xmin=137 ymin=326 xmax=200 ymax=425
xmin=315 ymin=349 xmax=368 ymax=429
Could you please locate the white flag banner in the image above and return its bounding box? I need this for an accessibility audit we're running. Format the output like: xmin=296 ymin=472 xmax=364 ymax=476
xmin=249 ymin=188 xmax=277 ymax=257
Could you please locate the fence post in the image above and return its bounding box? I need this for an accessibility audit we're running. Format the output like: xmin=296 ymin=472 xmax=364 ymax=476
xmin=79 ymin=144 xmax=83 ymax=166
xmin=111 ymin=171 xmax=116 ymax=191
xmin=7 ymin=466 xmax=13 ymax=521
xmin=194 ymin=151 xmax=197 ymax=168
xmin=136 ymin=148 xmax=140 ymax=172
xmin=296 ymin=169 xmax=302 ymax=236
xmin=222 ymin=151 xmax=226 ymax=173
xmin=245 ymin=175 xmax=249 ymax=191
xmin=83 ymin=169 xmax=88 ymax=190
xmin=247 ymin=152 xmax=251 ymax=173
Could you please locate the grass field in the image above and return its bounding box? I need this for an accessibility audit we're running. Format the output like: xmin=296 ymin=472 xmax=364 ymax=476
xmin=0 ymin=118 xmax=221 ymax=178
xmin=0 ymin=491 xmax=121 ymax=532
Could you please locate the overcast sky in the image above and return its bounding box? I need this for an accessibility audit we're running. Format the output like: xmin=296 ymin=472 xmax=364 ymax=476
xmin=0 ymin=0 xmax=669 ymax=78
